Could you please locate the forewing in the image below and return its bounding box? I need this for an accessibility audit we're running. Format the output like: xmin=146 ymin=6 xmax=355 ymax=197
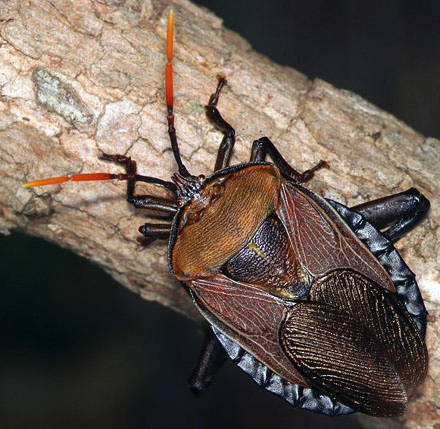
xmin=277 ymin=183 xmax=396 ymax=291
xmin=190 ymin=275 xmax=355 ymax=415
xmin=191 ymin=275 xmax=306 ymax=386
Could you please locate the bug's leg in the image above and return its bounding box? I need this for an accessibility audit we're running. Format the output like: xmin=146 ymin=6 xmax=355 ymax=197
xmin=138 ymin=223 xmax=171 ymax=238
xmin=188 ymin=328 xmax=228 ymax=394
xmin=137 ymin=223 xmax=172 ymax=246
xmin=351 ymin=188 xmax=430 ymax=243
xmin=250 ymin=137 xmax=329 ymax=183
xmin=99 ymin=153 xmax=178 ymax=216
xmin=206 ymin=76 xmax=236 ymax=172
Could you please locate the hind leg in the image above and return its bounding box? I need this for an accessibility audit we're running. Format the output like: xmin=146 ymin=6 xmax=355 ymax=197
xmin=188 ymin=328 xmax=228 ymax=394
xmin=351 ymin=188 xmax=430 ymax=243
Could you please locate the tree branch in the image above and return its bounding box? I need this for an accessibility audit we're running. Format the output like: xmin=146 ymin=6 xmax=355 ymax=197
xmin=0 ymin=1 xmax=439 ymax=427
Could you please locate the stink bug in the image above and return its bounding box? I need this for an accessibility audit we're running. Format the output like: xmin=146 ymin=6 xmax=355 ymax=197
xmin=24 ymin=10 xmax=430 ymax=417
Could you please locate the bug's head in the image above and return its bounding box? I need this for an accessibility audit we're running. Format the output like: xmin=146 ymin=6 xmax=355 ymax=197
xmin=171 ymin=172 xmax=207 ymax=206
xmin=173 ymin=172 xmax=227 ymax=229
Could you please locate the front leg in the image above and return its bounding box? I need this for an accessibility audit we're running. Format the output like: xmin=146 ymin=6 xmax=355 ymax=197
xmin=99 ymin=153 xmax=177 ymax=244
xmin=205 ymin=76 xmax=236 ymax=172
xmin=99 ymin=153 xmax=177 ymax=216
xmin=250 ymin=137 xmax=329 ymax=183
xmin=351 ymin=188 xmax=430 ymax=243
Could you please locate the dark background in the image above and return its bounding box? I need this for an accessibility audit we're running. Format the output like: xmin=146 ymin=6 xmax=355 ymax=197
xmin=1 ymin=2 xmax=439 ymax=428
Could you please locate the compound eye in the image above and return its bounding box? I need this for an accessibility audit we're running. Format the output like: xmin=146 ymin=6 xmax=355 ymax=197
xmin=187 ymin=210 xmax=204 ymax=226
xmin=209 ymin=183 xmax=224 ymax=204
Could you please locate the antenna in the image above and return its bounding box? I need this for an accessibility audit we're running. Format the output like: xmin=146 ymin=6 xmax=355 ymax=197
xmin=165 ymin=9 xmax=191 ymax=177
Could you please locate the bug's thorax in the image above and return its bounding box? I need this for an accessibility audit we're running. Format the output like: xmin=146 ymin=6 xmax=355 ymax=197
xmin=170 ymin=164 xmax=282 ymax=280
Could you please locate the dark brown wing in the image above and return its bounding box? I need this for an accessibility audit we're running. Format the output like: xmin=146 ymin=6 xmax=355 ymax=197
xmin=310 ymin=271 xmax=428 ymax=392
xmin=281 ymin=302 xmax=407 ymax=416
xmin=280 ymin=270 xmax=428 ymax=416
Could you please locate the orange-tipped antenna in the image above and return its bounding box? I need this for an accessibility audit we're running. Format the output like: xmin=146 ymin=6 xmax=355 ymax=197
xmin=165 ymin=10 xmax=174 ymax=110
xmin=166 ymin=10 xmax=174 ymax=63
xmin=165 ymin=9 xmax=190 ymax=177
xmin=165 ymin=9 xmax=174 ymax=111
xmin=23 ymin=173 xmax=117 ymax=188
xmin=24 ymin=11 xmax=191 ymax=190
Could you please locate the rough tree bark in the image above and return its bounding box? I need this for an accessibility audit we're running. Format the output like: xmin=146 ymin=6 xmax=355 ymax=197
xmin=0 ymin=1 xmax=438 ymax=427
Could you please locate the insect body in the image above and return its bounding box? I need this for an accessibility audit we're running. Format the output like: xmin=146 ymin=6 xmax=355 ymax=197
xmin=24 ymin=10 xmax=430 ymax=417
